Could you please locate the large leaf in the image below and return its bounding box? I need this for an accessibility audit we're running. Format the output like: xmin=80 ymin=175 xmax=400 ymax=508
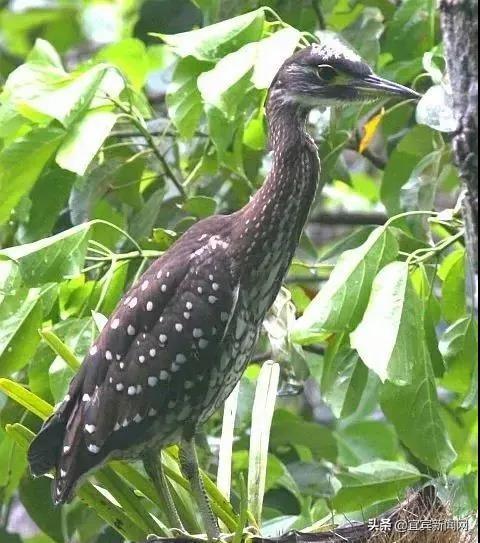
xmin=336 ymin=421 xmax=400 ymax=467
xmin=3 ymin=39 xmax=124 ymax=126
xmin=416 ymin=84 xmax=457 ymax=133
xmin=439 ymin=317 xmax=478 ymax=397
xmin=380 ymin=340 xmax=457 ymax=472
xmin=56 ymin=108 xmax=119 ymax=175
xmin=0 ymin=222 xmax=91 ymax=286
xmin=293 ymin=226 xmax=398 ymax=342
xmin=166 ymin=57 xmax=210 ymax=138
xmin=381 ymin=125 xmax=435 ymax=214
xmin=0 ymin=287 xmax=44 ymax=377
xmin=350 ymin=262 xmax=424 ymax=385
xmin=332 ymin=461 xmax=421 ymax=512
xmin=270 ymin=409 xmax=337 ymax=463
xmin=439 ymin=249 xmax=466 ymax=323
xmin=155 ymin=9 xmax=265 ymax=61
xmin=321 ymin=334 xmax=368 ymax=418
xmin=0 ymin=126 xmax=65 ymax=225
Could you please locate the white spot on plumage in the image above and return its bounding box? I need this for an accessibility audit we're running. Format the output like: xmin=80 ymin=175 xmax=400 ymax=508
xmin=128 ymin=386 xmax=136 ymax=396
xmin=193 ymin=328 xmax=203 ymax=338
xmin=105 ymin=350 xmax=113 ymax=361
xmin=156 ymin=270 xmax=162 ymax=279
xmin=148 ymin=376 xmax=158 ymax=387
xmin=133 ymin=414 xmax=143 ymax=423
xmin=161 ymin=284 xmax=167 ymax=292
xmin=159 ymin=370 xmax=169 ymax=380
xmin=82 ymin=393 xmax=91 ymax=402
xmin=116 ymin=383 xmax=124 ymax=391
xmin=136 ymin=384 xmax=142 ymax=394
xmin=127 ymin=324 xmax=136 ymax=336
xmin=176 ymin=353 xmax=187 ymax=364
xmin=149 ymin=348 xmax=156 ymax=357
xmin=119 ymin=362 xmax=125 ymax=369
xmin=85 ymin=424 xmax=96 ymax=434
xmin=111 ymin=318 xmax=120 ymax=329
xmin=60 ymin=469 xmax=67 ymax=477
xmin=184 ymin=381 xmax=194 ymax=389
xmin=148 ymin=407 xmax=157 ymax=417
xmin=159 ymin=334 xmax=167 ymax=344
xmin=197 ymin=286 xmax=203 ymax=294
xmin=63 ymin=445 xmax=71 ymax=454
xmin=212 ymin=282 xmax=219 ymax=291
xmin=139 ymin=355 xmax=145 ymax=363
xmin=114 ymin=422 xmax=121 ymax=431
xmin=183 ymin=311 xmax=190 ymax=319
xmin=141 ymin=280 xmax=149 ymax=291
xmin=146 ymin=301 xmax=153 ymax=311
xmin=199 ymin=338 xmax=208 ymax=349
xmin=89 ymin=345 xmax=98 ymax=356
xmin=124 ymin=296 xmax=131 ymax=306
xmin=175 ymin=323 xmax=183 ymax=332
xmin=171 ymin=362 xmax=181 ymax=372
xmin=116 ymin=354 xmax=122 ymax=360
xmin=221 ymin=312 xmax=229 ymax=322
xmin=87 ymin=444 xmax=100 ymax=454
xmin=186 ymin=302 xmax=193 ymax=310
xmin=122 ymin=419 xmax=129 ymax=427
xmin=129 ymin=297 xmax=138 ymax=309
xmin=208 ymin=295 xmax=217 ymax=304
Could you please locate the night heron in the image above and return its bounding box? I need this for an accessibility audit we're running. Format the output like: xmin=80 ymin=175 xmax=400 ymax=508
xmin=27 ymin=41 xmax=420 ymax=539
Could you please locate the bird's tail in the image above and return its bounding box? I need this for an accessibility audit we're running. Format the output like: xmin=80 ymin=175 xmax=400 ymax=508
xmin=28 ymin=396 xmax=87 ymax=505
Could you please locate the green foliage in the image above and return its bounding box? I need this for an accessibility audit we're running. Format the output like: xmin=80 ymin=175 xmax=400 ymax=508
xmin=0 ymin=0 xmax=476 ymax=541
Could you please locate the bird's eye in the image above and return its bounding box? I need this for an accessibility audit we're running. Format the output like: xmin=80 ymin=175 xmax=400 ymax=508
xmin=317 ymin=65 xmax=338 ymax=82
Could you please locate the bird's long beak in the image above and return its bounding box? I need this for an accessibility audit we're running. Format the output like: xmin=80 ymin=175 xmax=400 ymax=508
xmin=353 ymin=73 xmax=421 ymax=100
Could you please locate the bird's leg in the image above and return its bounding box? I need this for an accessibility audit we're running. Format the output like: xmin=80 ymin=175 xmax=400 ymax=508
xmin=143 ymin=450 xmax=185 ymax=533
xmin=179 ymin=438 xmax=220 ymax=541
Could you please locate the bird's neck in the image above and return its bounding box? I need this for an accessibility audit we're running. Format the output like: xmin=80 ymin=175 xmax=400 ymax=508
xmin=233 ymin=97 xmax=320 ymax=273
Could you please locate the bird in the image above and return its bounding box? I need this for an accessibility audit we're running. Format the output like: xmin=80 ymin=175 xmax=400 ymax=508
xmin=27 ymin=39 xmax=420 ymax=540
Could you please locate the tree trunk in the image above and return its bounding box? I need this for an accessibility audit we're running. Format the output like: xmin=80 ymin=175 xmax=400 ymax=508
xmin=439 ymin=0 xmax=478 ymax=313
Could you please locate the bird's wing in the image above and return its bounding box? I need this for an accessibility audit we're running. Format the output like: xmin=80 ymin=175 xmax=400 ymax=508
xmin=29 ymin=224 xmax=239 ymax=503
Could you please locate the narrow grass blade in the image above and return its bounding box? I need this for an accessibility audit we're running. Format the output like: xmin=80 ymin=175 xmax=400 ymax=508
xmin=39 ymin=328 xmax=81 ymax=370
xmin=247 ymin=360 xmax=280 ymax=526
xmin=5 ymin=423 xmax=146 ymax=541
xmin=0 ymin=378 xmax=53 ymax=419
xmin=217 ymin=381 xmax=240 ymax=502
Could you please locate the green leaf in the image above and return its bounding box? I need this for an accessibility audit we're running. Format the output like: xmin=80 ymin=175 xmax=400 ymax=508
xmin=383 ymin=0 xmax=432 ymax=61
xmin=321 ymin=335 xmax=368 ymax=418
xmin=152 ymin=228 xmax=178 ymax=250
xmin=198 ymin=42 xmax=256 ymax=117
xmin=19 ymin=477 xmax=64 ymax=543
xmin=0 ymin=287 xmax=44 ymax=376
xmin=380 ymin=341 xmax=457 ymax=472
xmin=416 ymin=85 xmax=457 ymax=133
xmin=336 ymin=421 xmax=400 ymax=466
xmin=17 ymin=165 xmax=76 ymax=243
xmin=56 ymin=109 xmax=118 ymax=175
xmin=251 ymin=28 xmax=301 ymax=89
xmin=40 ymin=328 xmax=81 ymax=370
xmin=96 ymin=38 xmax=150 ymax=90
xmin=440 ymin=249 xmax=466 ymax=323
xmin=155 ymin=9 xmax=265 ymax=61
xmin=0 ymin=378 xmax=53 ymax=419
xmin=439 ymin=317 xmax=478 ymax=397
xmin=270 ymin=409 xmax=337 ymax=463
xmin=182 ymin=195 xmax=217 ymax=218
xmin=288 ymin=461 xmax=340 ymax=499
xmin=332 ymin=461 xmax=421 ymax=512
xmin=350 ymin=262 xmax=424 ymax=385
xmin=4 ymin=40 xmax=124 ymax=126
xmin=0 ymin=126 xmax=65 ymax=225
xmin=0 ymin=426 xmax=28 ymax=500
xmin=0 ymin=222 xmax=91 ymax=286
xmin=166 ymin=57 xmax=209 ymax=138
xmin=293 ymin=226 xmax=398 ymax=341
xmin=381 ymin=125 xmax=435 ymax=214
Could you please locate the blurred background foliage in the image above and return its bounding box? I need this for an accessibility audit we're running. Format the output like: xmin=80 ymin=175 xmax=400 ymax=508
xmin=0 ymin=0 xmax=477 ymax=541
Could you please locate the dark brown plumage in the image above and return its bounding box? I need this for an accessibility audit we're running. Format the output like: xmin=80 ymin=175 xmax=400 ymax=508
xmin=27 ymin=40 xmax=420 ymax=534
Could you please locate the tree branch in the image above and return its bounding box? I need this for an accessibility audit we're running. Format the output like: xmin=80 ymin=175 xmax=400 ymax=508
xmin=440 ymin=0 xmax=478 ymax=314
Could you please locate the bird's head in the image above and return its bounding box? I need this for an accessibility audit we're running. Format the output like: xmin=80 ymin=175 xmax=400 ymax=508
xmin=269 ymin=39 xmax=421 ymax=109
